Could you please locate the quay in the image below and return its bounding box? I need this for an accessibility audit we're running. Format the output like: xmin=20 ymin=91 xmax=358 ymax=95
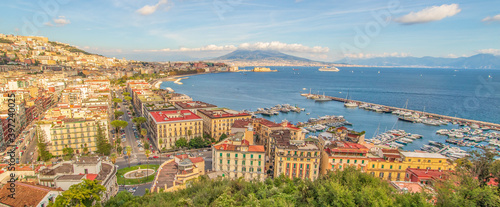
xmin=317 ymin=95 xmax=500 ymax=130
xmin=296 ymin=116 xmax=346 ymax=128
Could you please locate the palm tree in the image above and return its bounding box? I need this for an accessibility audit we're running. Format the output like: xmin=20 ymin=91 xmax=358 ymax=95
xmin=110 ymin=153 xmax=117 ymax=164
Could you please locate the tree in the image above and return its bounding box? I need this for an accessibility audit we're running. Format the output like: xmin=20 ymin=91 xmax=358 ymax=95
xmin=124 ymin=96 xmax=132 ymax=103
xmin=189 ymin=136 xmax=206 ymax=149
xmin=145 ymin=149 xmax=151 ymax=159
xmin=457 ymin=149 xmax=496 ymax=187
xmin=110 ymin=153 xmax=117 ymax=164
xmin=132 ymin=117 xmax=147 ymax=131
xmin=144 ymin=141 xmax=150 ymax=151
xmin=114 ymin=111 xmax=124 ymax=119
xmin=110 ymin=120 xmax=128 ymax=134
xmin=123 ymin=92 xmax=130 ymax=96
xmin=159 ymin=139 xmax=163 ymax=149
xmin=36 ymin=126 xmax=52 ymax=161
xmin=219 ymin=133 xmax=228 ymax=142
xmin=140 ymin=128 xmax=147 ymax=140
xmin=62 ymin=147 xmax=74 ymax=160
xmin=117 ymin=146 xmax=123 ymax=155
xmin=52 ymin=179 xmax=106 ymax=207
xmin=95 ymin=123 xmax=112 ymax=156
xmin=175 ymin=138 xmax=188 ymax=149
xmin=112 ymin=98 xmax=122 ymax=108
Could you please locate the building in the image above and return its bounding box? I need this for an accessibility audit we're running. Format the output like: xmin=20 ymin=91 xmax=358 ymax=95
xmin=0 ymin=182 xmax=62 ymax=207
xmin=273 ymin=130 xmax=321 ymax=181
xmin=151 ymin=155 xmax=205 ymax=193
xmin=320 ymin=141 xmax=369 ymax=175
xmin=37 ymin=157 xmax=118 ymax=203
xmin=40 ymin=118 xmax=100 ymax=156
xmin=212 ymin=127 xmax=266 ymax=181
xmin=174 ymin=101 xmax=217 ymax=114
xmin=198 ymin=109 xmax=251 ymax=139
xmin=147 ymin=110 xmax=203 ymax=150
xmin=401 ymin=151 xmax=454 ymax=171
xmin=404 ymin=168 xmax=450 ymax=185
xmin=367 ymin=148 xmax=405 ymax=181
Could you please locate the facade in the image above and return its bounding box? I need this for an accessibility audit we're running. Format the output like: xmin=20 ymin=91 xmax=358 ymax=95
xmin=43 ymin=118 xmax=100 ymax=156
xmin=401 ymin=151 xmax=455 ymax=171
xmin=147 ymin=110 xmax=203 ymax=150
xmin=151 ymin=155 xmax=205 ymax=193
xmin=198 ymin=109 xmax=251 ymax=139
xmin=405 ymin=168 xmax=449 ymax=185
xmin=212 ymin=127 xmax=266 ymax=181
xmin=320 ymin=141 xmax=369 ymax=174
xmin=273 ymin=130 xmax=321 ymax=181
xmin=367 ymin=149 xmax=405 ymax=181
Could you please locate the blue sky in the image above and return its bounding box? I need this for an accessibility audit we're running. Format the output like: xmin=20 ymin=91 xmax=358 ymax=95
xmin=1 ymin=0 xmax=499 ymax=61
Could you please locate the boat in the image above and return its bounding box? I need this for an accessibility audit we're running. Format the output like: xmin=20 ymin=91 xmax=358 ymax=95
xmin=343 ymin=90 xmax=358 ymax=108
xmin=315 ymin=92 xmax=331 ymax=102
xmin=253 ymin=67 xmax=278 ymax=72
xmin=318 ymin=66 xmax=339 ymax=72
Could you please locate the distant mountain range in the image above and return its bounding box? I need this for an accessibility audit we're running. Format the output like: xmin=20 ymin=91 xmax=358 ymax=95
xmin=336 ymin=54 xmax=500 ymax=69
xmin=212 ymin=50 xmax=327 ymax=66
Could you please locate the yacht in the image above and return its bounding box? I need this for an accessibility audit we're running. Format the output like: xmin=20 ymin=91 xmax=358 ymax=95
xmin=344 ymin=102 xmax=358 ymax=108
xmin=315 ymin=92 xmax=331 ymax=102
xmin=318 ymin=66 xmax=340 ymax=72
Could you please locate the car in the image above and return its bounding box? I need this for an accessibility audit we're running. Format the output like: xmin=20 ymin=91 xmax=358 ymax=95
xmin=152 ymin=156 xmax=159 ymax=159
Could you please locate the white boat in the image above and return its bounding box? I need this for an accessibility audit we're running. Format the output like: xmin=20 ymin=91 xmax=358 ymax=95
xmin=318 ymin=66 xmax=339 ymax=72
xmin=344 ymin=102 xmax=358 ymax=108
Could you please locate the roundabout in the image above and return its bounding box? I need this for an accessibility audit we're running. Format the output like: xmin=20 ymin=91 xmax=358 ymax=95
xmin=117 ymin=164 xmax=159 ymax=186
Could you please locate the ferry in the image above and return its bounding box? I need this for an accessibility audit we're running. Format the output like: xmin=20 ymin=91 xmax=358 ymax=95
xmin=318 ymin=66 xmax=340 ymax=72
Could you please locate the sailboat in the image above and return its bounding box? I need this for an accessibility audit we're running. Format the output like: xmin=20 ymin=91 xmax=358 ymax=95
xmin=315 ymin=92 xmax=331 ymax=102
xmin=301 ymin=88 xmax=314 ymax=99
xmin=344 ymin=90 xmax=358 ymax=108
xmin=398 ymin=99 xmax=416 ymax=123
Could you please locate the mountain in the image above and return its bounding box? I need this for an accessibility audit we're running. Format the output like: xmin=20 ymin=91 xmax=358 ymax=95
xmin=213 ymin=50 xmax=328 ymax=66
xmin=336 ymin=54 xmax=500 ymax=69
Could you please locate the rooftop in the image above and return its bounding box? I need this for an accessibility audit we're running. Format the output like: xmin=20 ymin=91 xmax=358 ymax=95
xmin=401 ymin=152 xmax=448 ymax=159
xmin=0 ymin=182 xmax=62 ymax=207
xmin=198 ymin=109 xmax=250 ymax=119
xmin=56 ymin=174 xmax=85 ymax=181
xmin=325 ymin=141 xmax=369 ymax=154
xmin=149 ymin=110 xmax=202 ymax=123
xmin=390 ymin=181 xmax=425 ymax=193
xmin=74 ymin=156 xmax=100 ymax=164
xmin=175 ymin=101 xmax=217 ymax=109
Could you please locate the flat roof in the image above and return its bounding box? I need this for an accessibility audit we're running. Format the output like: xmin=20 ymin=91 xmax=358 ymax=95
xmin=400 ymin=152 xmax=448 ymax=159
xmin=198 ymin=109 xmax=250 ymax=119
xmin=175 ymin=101 xmax=217 ymax=109
xmin=150 ymin=110 xmax=202 ymax=123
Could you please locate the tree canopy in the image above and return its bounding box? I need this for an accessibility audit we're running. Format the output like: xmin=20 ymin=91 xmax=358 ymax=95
xmin=175 ymin=138 xmax=188 ymax=149
xmin=51 ymin=179 xmax=106 ymax=207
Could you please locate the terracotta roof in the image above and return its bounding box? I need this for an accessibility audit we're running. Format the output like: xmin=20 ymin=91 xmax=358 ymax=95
xmin=0 ymin=182 xmax=62 ymax=207
xmin=407 ymin=168 xmax=449 ymax=180
xmin=248 ymin=145 xmax=265 ymax=152
xmin=325 ymin=141 xmax=369 ymax=154
xmin=381 ymin=149 xmax=400 ymax=153
xmin=189 ymin=157 xmax=204 ymax=163
xmin=150 ymin=110 xmax=202 ymax=123
xmin=232 ymin=119 xmax=253 ymax=128
xmin=175 ymin=154 xmax=189 ymax=160
xmin=86 ymin=174 xmax=98 ymax=181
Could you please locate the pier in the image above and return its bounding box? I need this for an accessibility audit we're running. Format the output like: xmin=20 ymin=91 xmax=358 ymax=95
xmin=296 ymin=116 xmax=346 ymax=128
xmin=313 ymin=95 xmax=500 ymax=130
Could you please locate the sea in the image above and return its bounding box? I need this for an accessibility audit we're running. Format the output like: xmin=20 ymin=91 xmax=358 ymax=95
xmin=160 ymin=67 xmax=500 ymax=151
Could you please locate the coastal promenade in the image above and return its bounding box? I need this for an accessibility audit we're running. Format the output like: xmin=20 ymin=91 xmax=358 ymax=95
xmin=324 ymin=95 xmax=500 ymax=129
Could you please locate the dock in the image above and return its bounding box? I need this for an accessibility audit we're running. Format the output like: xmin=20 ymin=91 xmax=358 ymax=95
xmin=314 ymin=95 xmax=500 ymax=130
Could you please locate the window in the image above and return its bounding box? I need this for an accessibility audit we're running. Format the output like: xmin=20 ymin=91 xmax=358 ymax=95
xmin=379 ymin=172 xmax=384 ymax=178
xmin=390 ymin=165 xmax=393 ymax=169
xmin=381 ymin=165 xmax=384 ymax=169
xmin=220 ymin=153 xmax=222 ymax=157
xmin=354 ymin=160 xmax=357 ymax=164
xmin=242 ymin=161 xmax=246 ymax=165
xmin=339 ymin=165 xmax=342 ymax=169
xmin=258 ymin=161 xmax=261 ymax=166
xmin=251 ymin=154 xmax=254 ymax=159
xmin=287 ymin=163 xmax=290 ymax=168
xmin=372 ymin=164 xmax=375 ymax=168
xmin=428 ymin=160 xmax=431 ymax=163
xmin=418 ymin=159 xmax=421 ymax=162
xmin=235 ymin=160 xmax=238 ymax=165
xmin=408 ymin=159 xmax=411 ymax=162
xmin=340 ymin=159 xmax=343 ymax=163
xmin=287 ymin=157 xmax=291 ymax=161
xmin=227 ymin=153 xmax=230 ymax=157
xmin=227 ymin=160 xmax=230 ymax=164
xmin=251 ymin=161 xmax=253 ymax=165
xmin=293 ymin=164 xmax=296 ymax=168
xmin=220 ymin=160 xmax=222 ymax=164
xmin=439 ymin=160 xmax=442 ymax=163
xmin=347 ymin=159 xmax=350 ymax=164
xmin=399 ymin=165 xmax=402 ymax=170
xmin=235 ymin=154 xmax=238 ymax=158
xmin=362 ymin=160 xmax=364 ymax=164
xmin=258 ymin=155 xmax=261 ymax=159
xmin=332 ymin=159 xmax=335 ymax=163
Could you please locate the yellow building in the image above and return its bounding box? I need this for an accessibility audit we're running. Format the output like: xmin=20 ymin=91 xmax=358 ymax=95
xmin=147 ymin=110 xmax=203 ymax=150
xmin=198 ymin=109 xmax=251 ymax=139
xmin=366 ymin=149 xmax=454 ymax=181
xmin=273 ymin=130 xmax=321 ymax=181
xmin=212 ymin=127 xmax=267 ymax=181
xmin=46 ymin=118 xmax=99 ymax=156
xmin=401 ymin=151 xmax=454 ymax=171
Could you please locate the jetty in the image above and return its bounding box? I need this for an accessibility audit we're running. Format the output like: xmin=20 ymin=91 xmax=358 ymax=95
xmin=305 ymin=94 xmax=500 ymax=130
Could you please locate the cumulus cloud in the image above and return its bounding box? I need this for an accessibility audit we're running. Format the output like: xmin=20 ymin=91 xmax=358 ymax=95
xmin=135 ymin=41 xmax=329 ymax=53
xmin=44 ymin=16 xmax=71 ymax=27
xmin=238 ymin=42 xmax=329 ymax=53
xmin=395 ymin=4 xmax=461 ymax=24
xmin=343 ymin=52 xmax=410 ymax=59
xmin=476 ymin=49 xmax=500 ymax=55
xmin=482 ymin=14 xmax=500 ymax=22
xmin=136 ymin=0 xmax=169 ymax=15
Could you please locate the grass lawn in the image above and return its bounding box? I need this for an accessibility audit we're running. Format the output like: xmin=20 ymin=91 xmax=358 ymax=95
xmin=117 ymin=164 xmax=159 ymax=185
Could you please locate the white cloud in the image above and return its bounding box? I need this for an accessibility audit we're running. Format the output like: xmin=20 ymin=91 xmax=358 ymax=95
xmin=134 ymin=41 xmax=329 ymax=53
xmin=476 ymin=49 xmax=500 ymax=55
xmin=44 ymin=16 xmax=71 ymax=27
xmin=395 ymin=4 xmax=461 ymax=24
xmin=343 ymin=52 xmax=410 ymax=59
xmin=482 ymin=14 xmax=500 ymax=22
xmin=238 ymin=42 xmax=329 ymax=53
xmin=136 ymin=0 xmax=169 ymax=16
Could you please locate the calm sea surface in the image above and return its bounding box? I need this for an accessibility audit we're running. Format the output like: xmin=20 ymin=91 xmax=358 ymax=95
xmin=161 ymin=67 xmax=500 ymax=151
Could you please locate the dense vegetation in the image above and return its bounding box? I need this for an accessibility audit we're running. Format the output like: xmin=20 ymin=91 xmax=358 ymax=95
xmin=105 ymin=167 xmax=433 ymax=207
xmin=0 ymin=38 xmax=13 ymax=44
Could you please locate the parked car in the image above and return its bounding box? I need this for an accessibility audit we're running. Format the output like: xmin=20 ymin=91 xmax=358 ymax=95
xmin=152 ymin=156 xmax=159 ymax=159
